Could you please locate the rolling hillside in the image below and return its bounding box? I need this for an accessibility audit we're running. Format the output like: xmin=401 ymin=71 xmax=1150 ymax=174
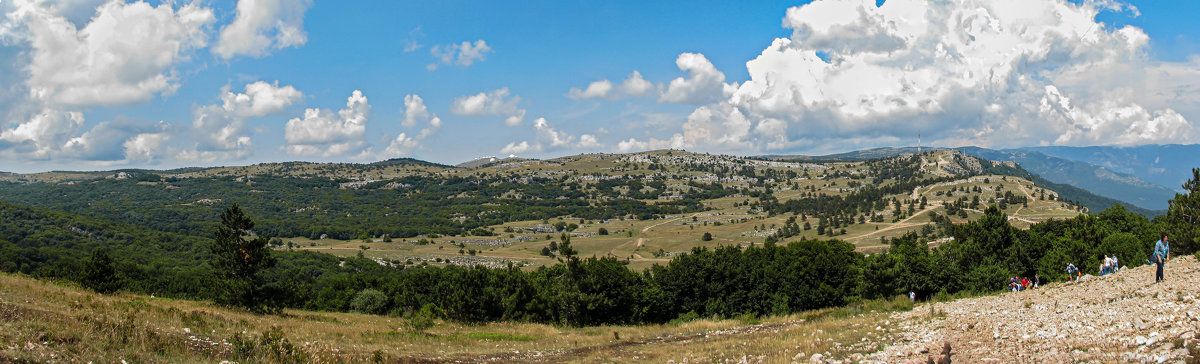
xmin=764 ymin=146 xmax=1174 ymax=215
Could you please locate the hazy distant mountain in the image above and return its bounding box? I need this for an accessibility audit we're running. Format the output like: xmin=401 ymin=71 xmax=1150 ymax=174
xmin=1018 ymin=145 xmax=1200 ymax=193
xmin=953 ymin=147 xmax=1175 ymax=211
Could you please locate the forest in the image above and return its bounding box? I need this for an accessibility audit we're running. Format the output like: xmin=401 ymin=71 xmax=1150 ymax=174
xmin=0 ymin=173 xmax=731 ymax=240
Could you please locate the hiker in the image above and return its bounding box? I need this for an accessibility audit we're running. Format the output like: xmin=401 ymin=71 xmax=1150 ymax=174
xmin=1034 ymin=274 xmax=1040 ymax=288
xmin=1112 ymin=256 xmax=1119 ymax=273
xmin=1153 ymin=232 xmax=1170 ymax=283
xmin=1021 ymin=277 xmax=1030 ymax=291
xmin=1065 ymin=263 xmax=1079 ymax=281
xmin=909 ymin=291 xmax=915 ymax=302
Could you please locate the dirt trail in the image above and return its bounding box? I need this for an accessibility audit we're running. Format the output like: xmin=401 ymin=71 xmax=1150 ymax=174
xmin=848 ymin=202 xmax=942 ymax=243
xmin=466 ymin=320 xmax=805 ymax=363
xmin=867 ymin=256 xmax=1200 ymax=363
xmin=608 ymin=214 xmax=691 ymax=258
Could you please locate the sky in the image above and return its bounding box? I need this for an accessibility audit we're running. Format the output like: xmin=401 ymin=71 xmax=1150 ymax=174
xmin=1 ymin=0 xmax=1199 ymax=172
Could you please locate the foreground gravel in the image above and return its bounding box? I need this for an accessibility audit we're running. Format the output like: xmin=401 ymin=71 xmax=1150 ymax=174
xmin=864 ymin=256 xmax=1200 ymax=363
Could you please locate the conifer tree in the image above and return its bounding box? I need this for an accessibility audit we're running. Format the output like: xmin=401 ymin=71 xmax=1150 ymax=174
xmin=211 ymin=203 xmax=278 ymax=313
xmin=82 ymin=247 xmax=121 ymax=294
xmin=1167 ymin=168 xmax=1200 ymax=254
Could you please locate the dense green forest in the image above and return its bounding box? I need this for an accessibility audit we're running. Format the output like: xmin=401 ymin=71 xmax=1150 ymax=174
xmin=0 ymin=174 xmax=732 ymax=239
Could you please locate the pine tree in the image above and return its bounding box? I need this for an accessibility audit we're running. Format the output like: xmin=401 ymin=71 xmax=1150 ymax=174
xmin=1167 ymin=168 xmax=1200 ymax=254
xmin=211 ymin=203 xmax=278 ymax=313
xmin=558 ymin=233 xmax=578 ymax=258
xmin=82 ymin=247 xmax=121 ymax=294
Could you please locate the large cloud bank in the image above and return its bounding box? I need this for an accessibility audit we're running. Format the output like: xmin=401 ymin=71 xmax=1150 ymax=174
xmin=623 ymin=0 xmax=1198 ymax=153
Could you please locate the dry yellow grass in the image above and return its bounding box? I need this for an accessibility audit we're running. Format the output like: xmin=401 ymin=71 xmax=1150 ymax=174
xmin=280 ymin=172 xmax=1079 ymax=274
xmin=0 ymin=272 xmax=911 ymax=363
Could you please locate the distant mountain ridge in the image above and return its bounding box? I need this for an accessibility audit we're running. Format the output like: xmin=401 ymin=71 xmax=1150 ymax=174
xmin=760 ymin=146 xmax=1170 ymax=216
xmin=1018 ymin=144 xmax=1200 ymax=193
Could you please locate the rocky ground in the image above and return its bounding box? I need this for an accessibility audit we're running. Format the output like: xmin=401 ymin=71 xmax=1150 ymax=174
xmin=864 ymin=255 xmax=1200 ymax=363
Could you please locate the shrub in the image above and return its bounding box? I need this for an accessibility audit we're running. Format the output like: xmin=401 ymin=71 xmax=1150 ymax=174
xmin=668 ymin=311 xmax=701 ymax=326
xmin=231 ymin=326 xmax=308 ymax=363
xmin=403 ymin=304 xmax=441 ymax=333
xmin=350 ymin=289 xmax=389 ymax=315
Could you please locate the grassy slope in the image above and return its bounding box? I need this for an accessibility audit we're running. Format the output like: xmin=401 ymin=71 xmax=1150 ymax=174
xmin=0 ymin=272 xmax=912 ymax=363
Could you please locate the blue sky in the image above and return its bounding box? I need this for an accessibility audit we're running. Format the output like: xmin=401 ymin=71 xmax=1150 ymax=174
xmin=0 ymin=0 xmax=1198 ymax=172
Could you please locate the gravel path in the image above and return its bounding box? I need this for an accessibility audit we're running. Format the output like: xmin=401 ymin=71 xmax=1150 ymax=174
xmin=864 ymin=256 xmax=1200 ymax=363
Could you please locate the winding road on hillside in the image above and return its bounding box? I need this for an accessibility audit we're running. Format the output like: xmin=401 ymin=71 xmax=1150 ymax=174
xmin=608 ymin=214 xmax=690 ymax=259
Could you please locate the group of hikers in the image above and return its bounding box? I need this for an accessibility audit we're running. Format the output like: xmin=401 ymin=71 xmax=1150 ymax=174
xmin=1058 ymin=232 xmax=1173 ymax=285
xmin=1063 ymin=255 xmax=1120 ymax=282
xmin=1008 ymin=275 xmax=1040 ymax=292
xmin=1099 ymin=254 xmax=1121 ymax=276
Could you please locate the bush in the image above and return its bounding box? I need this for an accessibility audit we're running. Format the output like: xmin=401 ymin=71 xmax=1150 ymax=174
xmin=597 ymin=227 xmax=609 ymax=235
xmin=701 ymin=232 xmax=713 ymax=241
xmin=735 ymin=312 xmax=760 ymax=325
xmin=668 ymin=311 xmax=701 ymax=326
xmin=403 ymin=304 xmax=441 ymax=333
xmin=231 ymin=326 xmax=308 ymax=363
xmin=350 ymin=289 xmax=389 ymax=314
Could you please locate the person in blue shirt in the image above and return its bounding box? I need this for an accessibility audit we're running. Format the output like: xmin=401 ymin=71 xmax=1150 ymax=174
xmin=1153 ymin=232 xmax=1170 ymax=283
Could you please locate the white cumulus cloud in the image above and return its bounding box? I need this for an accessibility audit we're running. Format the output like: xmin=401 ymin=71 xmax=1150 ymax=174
xmin=665 ymin=0 xmax=1197 ymax=153
xmin=0 ymin=109 xmax=85 ymax=159
xmin=122 ymin=132 xmax=172 ymax=163
xmin=450 ymin=88 xmax=526 ymax=126
xmin=500 ymin=140 xmax=536 ymax=155
xmin=620 ymin=70 xmax=655 ymax=98
xmin=568 ymin=71 xmax=656 ymax=100
xmin=285 ymin=90 xmax=371 ymax=157
xmin=501 ymin=117 xmax=605 ymax=155
xmin=534 ymin=117 xmax=574 ymax=148
xmin=578 ymin=134 xmax=603 ymax=149
xmin=188 ymin=81 xmax=303 ymax=161
xmin=567 ymin=80 xmax=614 ymax=100
xmin=221 ymin=81 xmax=303 ymax=117
xmin=62 ymin=117 xmax=169 ymax=162
xmin=615 ymin=135 xmax=685 ymax=153
xmin=3 ymin=0 xmax=214 ymax=107
xmin=427 ymin=39 xmax=492 ymax=71
xmin=384 ymin=133 xmax=420 ymax=158
xmin=659 ymin=53 xmax=734 ymax=105
xmin=214 ymin=0 xmax=312 ymax=59
xmin=384 ymin=94 xmax=443 ymax=158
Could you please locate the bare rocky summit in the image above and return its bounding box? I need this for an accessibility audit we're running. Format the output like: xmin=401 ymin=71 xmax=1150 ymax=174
xmin=865 ymin=256 xmax=1200 ymax=363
